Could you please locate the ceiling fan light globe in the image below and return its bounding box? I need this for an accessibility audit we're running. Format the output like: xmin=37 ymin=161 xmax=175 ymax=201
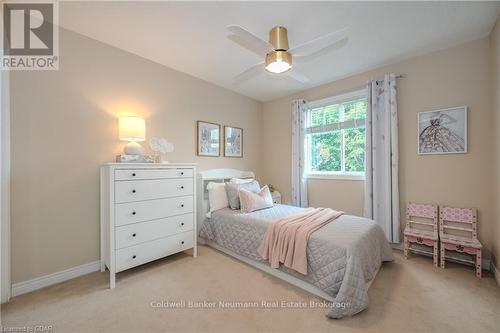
xmin=265 ymin=61 xmax=291 ymax=74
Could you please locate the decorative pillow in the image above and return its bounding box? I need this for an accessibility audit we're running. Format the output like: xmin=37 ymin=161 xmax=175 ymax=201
xmin=239 ymin=186 xmax=274 ymax=213
xmin=206 ymin=182 xmax=229 ymax=213
xmin=230 ymin=178 xmax=254 ymax=184
xmin=225 ymin=180 xmax=260 ymax=210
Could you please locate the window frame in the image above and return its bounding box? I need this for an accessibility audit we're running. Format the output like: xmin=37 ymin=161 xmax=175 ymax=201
xmin=305 ymin=89 xmax=366 ymax=181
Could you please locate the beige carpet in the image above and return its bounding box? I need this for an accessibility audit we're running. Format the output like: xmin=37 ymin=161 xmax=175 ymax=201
xmin=1 ymin=246 xmax=499 ymax=333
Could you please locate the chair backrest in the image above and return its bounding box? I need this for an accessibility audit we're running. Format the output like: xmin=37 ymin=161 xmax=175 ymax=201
xmin=406 ymin=203 xmax=438 ymax=234
xmin=439 ymin=206 xmax=477 ymax=240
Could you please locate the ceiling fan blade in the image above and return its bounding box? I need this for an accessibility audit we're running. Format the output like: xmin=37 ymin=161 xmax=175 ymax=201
xmin=289 ymin=28 xmax=348 ymax=57
xmin=283 ymin=68 xmax=311 ymax=84
xmin=232 ymin=62 xmax=265 ymax=84
xmin=227 ymin=25 xmax=274 ymax=56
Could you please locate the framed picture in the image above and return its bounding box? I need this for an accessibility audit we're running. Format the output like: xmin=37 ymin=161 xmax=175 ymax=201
xmin=224 ymin=126 xmax=243 ymax=157
xmin=197 ymin=121 xmax=220 ymax=157
xmin=417 ymin=106 xmax=467 ymax=155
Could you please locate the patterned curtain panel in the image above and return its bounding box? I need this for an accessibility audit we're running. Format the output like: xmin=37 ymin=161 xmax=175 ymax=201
xmin=291 ymin=99 xmax=309 ymax=207
xmin=364 ymin=74 xmax=400 ymax=243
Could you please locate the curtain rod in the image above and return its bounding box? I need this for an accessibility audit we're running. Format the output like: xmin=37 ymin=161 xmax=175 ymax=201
xmin=376 ymin=74 xmax=405 ymax=81
xmin=375 ymin=74 xmax=405 ymax=84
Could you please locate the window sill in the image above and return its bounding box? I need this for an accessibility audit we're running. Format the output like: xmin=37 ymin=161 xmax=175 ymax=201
xmin=306 ymin=173 xmax=365 ymax=181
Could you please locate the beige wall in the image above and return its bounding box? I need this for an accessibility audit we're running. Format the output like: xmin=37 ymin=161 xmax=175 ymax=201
xmin=263 ymin=38 xmax=495 ymax=256
xmin=307 ymin=179 xmax=364 ymax=216
xmin=10 ymin=29 xmax=263 ymax=283
xmin=491 ymin=16 xmax=500 ymax=267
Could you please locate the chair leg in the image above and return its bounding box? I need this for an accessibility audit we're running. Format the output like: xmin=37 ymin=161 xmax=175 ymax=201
xmin=403 ymin=237 xmax=409 ymax=259
xmin=440 ymin=242 xmax=445 ymax=269
xmin=433 ymin=240 xmax=438 ymax=267
xmin=476 ymin=249 xmax=482 ymax=278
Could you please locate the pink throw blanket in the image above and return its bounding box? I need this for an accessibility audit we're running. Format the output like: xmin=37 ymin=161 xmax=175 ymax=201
xmin=258 ymin=208 xmax=344 ymax=275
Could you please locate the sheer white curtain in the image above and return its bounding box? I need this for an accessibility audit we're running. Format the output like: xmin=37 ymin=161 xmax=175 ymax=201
xmin=364 ymin=74 xmax=400 ymax=243
xmin=291 ymin=99 xmax=309 ymax=207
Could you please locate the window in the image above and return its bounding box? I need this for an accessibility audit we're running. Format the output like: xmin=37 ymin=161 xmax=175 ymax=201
xmin=305 ymin=90 xmax=366 ymax=180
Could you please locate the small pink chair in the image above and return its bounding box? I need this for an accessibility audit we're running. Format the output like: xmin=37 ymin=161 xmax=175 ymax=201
xmin=403 ymin=203 xmax=439 ymax=267
xmin=439 ymin=206 xmax=482 ymax=278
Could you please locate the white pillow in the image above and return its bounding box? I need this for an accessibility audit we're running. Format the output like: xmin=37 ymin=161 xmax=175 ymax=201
xmin=206 ymin=182 xmax=229 ymax=212
xmin=239 ymin=185 xmax=274 ymax=213
xmin=230 ymin=178 xmax=254 ymax=184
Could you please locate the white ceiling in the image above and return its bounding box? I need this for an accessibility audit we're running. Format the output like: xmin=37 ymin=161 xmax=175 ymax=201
xmin=59 ymin=1 xmax=500 ymax=102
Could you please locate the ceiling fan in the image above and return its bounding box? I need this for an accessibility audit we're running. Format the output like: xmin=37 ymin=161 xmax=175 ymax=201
xmin=227 ymin=25 xmax=348 ymax=84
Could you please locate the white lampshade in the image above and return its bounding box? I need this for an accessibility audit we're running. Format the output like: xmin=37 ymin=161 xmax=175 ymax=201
xmin=119 ymin=117 xmax=145 ymax=142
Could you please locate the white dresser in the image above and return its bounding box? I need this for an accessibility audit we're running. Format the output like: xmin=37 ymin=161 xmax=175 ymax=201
xmin=100 ymin=163 xmax=197 ymax=288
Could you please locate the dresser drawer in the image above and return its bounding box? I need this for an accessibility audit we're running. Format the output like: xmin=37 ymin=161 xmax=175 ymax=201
xmin=115 ymin=196 xmax=193 ymax=226
xmin=115 ymin=231 xmax=194 ymax=272
xmin=115 ymin=213 xmax=194 ymax=249
xmin=115 ymin=178 xmax=193 ymax=203
xmin=115 ymin=168 xmax=193 ymax=181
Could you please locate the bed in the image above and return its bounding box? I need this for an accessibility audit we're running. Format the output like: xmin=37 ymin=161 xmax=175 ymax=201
xmin=196 ymin=169 xmax=393 ymax=318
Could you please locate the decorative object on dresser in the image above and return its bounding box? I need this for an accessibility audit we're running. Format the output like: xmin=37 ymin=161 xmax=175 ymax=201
xmin=403 ymin=203 xmax=439 ymax=267
xmin=149 ymin=137 xmax=174 ymax=163
xmin=418 ymin=106 xmax=467 ymax=154
xmin=224 ymin=126 xmax=243 ymax=157
xmin=197 ymin=121 xmax=220 ymax=157
xmin=439 ymin=206 xmax=482 ymax=278
xmin=115 ymin=154 xmax=155 ymax=163
xmin=100 ymin=163 xmax=197 ymax=288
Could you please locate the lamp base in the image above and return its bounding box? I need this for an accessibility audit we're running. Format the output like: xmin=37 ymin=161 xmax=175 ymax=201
xmin=124 ymin=141 xmax=145 ymax=155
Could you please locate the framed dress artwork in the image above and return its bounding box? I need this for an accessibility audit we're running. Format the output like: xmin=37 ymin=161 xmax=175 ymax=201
xmin=417 ymin=106 xmax=467 ymax=155
xmin=224 ymin=126 xmax=243 ymax=157
xmin=197 ymin=121 xmax=220 ymax=157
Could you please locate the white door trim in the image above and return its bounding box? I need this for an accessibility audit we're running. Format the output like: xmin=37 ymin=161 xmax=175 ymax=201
xmin=1 ymin=66 xmax=11 ymax=303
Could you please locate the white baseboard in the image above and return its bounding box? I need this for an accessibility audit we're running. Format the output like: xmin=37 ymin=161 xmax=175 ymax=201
xmin=492 ymin=262 xmax=500 ymax=287
xmin=12 ymin=261 xmax=100 ymax=297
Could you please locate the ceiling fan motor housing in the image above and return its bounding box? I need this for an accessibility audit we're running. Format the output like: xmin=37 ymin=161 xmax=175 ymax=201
xmin=265 ymin=26 xmax=292 ymax=73
xmin=269 ymin=26 xmax=289 ymax=50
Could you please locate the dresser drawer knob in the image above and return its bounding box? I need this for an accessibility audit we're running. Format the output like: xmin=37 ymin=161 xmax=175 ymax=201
xmin=180 ymin=204 xmax=184 ymax=208
xmin=132 ymin=173 xmax=136 ymax=177
xmin=132 ymin=189 xmax=136 ymax=193
xmin=132 ymin=233 xmax=136 ymax=237
xmin=180 ymin=172 xmax=184 ymax=176
xmin=132 ymin=255 xmax=137 ymax=259
xmin=181 ymin=222 xmax=185 ymax=226
xmin=181 ymin=241 xmax=185 ymax=244
xmin=132 ymin=211 xmax=136 ymax=215
xmin=179 ymin=186 xmax=184 ymax=189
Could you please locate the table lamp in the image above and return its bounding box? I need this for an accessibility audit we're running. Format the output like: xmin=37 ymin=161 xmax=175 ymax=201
xmin=119 ymin=116 xmax=145 ymax=155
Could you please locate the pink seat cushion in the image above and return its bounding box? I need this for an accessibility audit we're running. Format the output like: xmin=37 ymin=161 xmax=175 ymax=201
xmin=239 ymin=185 xmax=274 ymax=213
